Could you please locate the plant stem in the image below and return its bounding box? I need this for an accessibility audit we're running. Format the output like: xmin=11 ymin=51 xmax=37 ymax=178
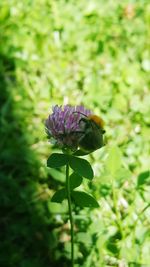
xmin=66 ymin=163 xmax=74 ymax=267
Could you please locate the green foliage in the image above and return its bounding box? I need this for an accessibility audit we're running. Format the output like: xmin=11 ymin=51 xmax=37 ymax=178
xmin=0 ymin=0 xmax=150 ymax=266
xmin=47 ymin=153 xmax=93 ymax=179
xmin=48 ymin=152 xmax=97 ymax=208
xmin=69 ymin=172 xmax=83 ymax=190
xmin=51 ymin=186 xmax=99 ymax=208
xmin=137 ymin=171 xmax=150 ymax=187
xmin=71 ymin=191 xmax=99 ymax=208
xmin=47 ymin=153 xmax=69 ymax=168
xmin=106 ymin=146 xmax=122 ymax=177
xmin=51 ymin=188 xmax=67 ymax=203
xmin=69 ymin=156 xmax=94 ymax=180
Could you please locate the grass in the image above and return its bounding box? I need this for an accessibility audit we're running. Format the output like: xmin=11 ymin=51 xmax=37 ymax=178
xmin=0 ymin=1 xmax=150 ymax=266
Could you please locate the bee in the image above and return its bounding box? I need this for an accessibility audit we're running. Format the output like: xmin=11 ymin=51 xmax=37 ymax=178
xmin=75 ymin=112 xmax=105 ymax=153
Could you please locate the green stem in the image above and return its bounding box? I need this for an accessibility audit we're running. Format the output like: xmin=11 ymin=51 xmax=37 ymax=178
xmin=66 ymin=163 xmax=74 ymax=267
xmin=112 ymin=179 xmax=124 ymax=240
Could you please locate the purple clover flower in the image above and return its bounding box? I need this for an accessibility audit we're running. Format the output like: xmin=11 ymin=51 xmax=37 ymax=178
xmin=45 ymin=105 xmax=92 ymax=150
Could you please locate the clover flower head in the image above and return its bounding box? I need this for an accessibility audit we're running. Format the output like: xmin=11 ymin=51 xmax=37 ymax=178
xmin=45 ymin=105 xmax=92 ymax=150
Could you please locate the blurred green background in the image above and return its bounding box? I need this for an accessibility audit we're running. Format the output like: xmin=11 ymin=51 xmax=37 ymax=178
xmin=0 ymin=1 xmax=150 ymax=266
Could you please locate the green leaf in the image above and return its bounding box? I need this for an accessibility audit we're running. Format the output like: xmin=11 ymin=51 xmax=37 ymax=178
xmin=71 ymin=191 xmax=99 ymax=208
xmin=106 ymin=146 xmax=122 ymax=176
xmin=47 ymin=153 xmax=68 ymax=168
xmin=128 ymin=262 xmax=148 ymax=267
xmin=70 ymin=172 xmax=83 ymax=190
xmin=76 ymin=232 xmax=92 ymax=247
xmin=69 ymin=156 xmax=94 ymax=180
xmin=48 ymin=168 xmax=65 ymax=183
xmin=137 ymin=171 xmax=150 ymax=187
xmin=51 ymin=188 xmax=67 ymax=203
xmin=115 ymin=167 xmax=131 ymax=181
xmin=73 ymin=149 xmax=91 ymax=156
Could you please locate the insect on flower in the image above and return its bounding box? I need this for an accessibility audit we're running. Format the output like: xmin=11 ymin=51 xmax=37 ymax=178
xmin=45 ymin=105 xmax=105 ymax=153
xmin=75 ymin=112 xmax=105 ymax=152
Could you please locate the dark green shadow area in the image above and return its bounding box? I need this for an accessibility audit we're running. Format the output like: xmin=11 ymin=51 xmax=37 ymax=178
xmin=0 ymin=53 xmax=66 ymax=267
